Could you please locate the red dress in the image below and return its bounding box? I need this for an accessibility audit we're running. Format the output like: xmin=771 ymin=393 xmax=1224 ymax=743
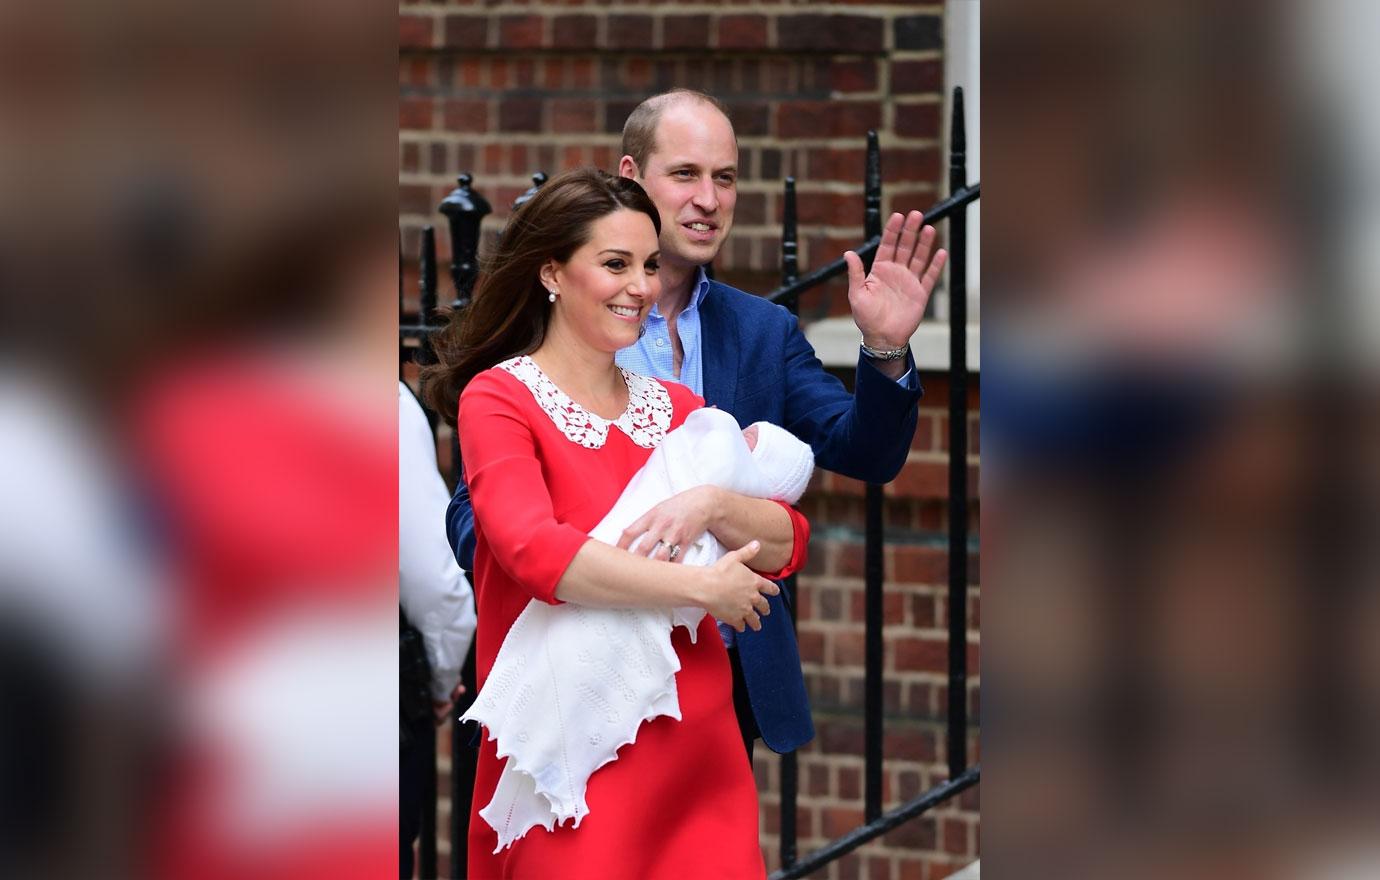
xmin=458 ymin=356 xmax=807 ymax=880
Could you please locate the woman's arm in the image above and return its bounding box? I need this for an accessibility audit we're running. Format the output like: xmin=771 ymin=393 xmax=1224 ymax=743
xmin=617 ymin=486 xmax=798 ymax=572
xmin=556 ymin=539 xmax=780 ymax=632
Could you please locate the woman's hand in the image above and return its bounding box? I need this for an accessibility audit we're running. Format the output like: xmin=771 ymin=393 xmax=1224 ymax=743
xmin=695 ymin=541 xmax=781 ymax=632
xmin=618 ymin=485 xmax=719 ymax=562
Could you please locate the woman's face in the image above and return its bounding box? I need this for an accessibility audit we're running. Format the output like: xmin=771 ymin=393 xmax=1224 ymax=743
xmin=543 ymin=208 xmax=661 ymax=354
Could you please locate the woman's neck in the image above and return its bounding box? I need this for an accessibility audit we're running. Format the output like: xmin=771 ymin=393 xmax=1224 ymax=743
xmin=531 ymin=332 xmax=625 ymax=419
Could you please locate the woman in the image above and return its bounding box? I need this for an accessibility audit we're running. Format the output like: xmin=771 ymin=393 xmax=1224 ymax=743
xmin=422 ymin=168 xmax=807 ymax=878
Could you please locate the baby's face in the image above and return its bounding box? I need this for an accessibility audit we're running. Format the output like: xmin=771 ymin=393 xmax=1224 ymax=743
xmin=742 ymin=424 xmax=759 ymax=451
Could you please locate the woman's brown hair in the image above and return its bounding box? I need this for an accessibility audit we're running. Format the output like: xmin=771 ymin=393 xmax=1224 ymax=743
xmin=420 ymin=168 xmax=660 ymax=425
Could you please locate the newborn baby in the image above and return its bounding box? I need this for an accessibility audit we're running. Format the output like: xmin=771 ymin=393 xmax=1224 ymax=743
xmin=463 ymin=407 xmax=814 ymax=851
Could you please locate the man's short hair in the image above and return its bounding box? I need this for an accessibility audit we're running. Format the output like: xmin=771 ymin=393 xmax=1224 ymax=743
xmin=620 ymin=89 xmax=734 ymax=175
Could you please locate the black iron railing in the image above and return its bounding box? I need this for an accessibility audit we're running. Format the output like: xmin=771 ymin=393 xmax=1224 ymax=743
xmin=399 ymin=87 xmax=980 ymax=879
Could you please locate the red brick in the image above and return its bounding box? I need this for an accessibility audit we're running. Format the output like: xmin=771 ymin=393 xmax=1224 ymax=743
xmin=441 ymin=98 xmax=487 ymax=133
xmin=551 ymin=14 xmax=595 ymax=49
xmin=867 ymin=854 xmax=894 ymax=880
xmin=910 ymin=414 xmax=936 ymax=451
xmin=400 ymin=184 xmax=432 ymax=216
xmin=837 ymin=764 xmax=860 ymax=800
xmin=887 ymin=460 xmax=977 ymax=500
xmin=608 ymin=14 xmax=653 ymax=49
xmin=399 ymin=15 xmax=433 ymax=50
xmin=832 ymin=630 xmax=865 ymax=666
xmin=777 ymin=101 xmax=882 ymax=139
xmin=399 ymin=96 xmax=432 ymax=130
xmin=892 ymin=59 xmax=944 ymax=94
xmin=570 ymin=59 xmax=594 ymax=88
xmin=898 ymin=857 xmax=927 ymax=880
xmin=888 ymin=148 xmax=942 ymax=183
xmin=625 ymin=57 xmax=653 ymax=91
xmin=498 ymin=97 xmax=542 ymax=133
xmin=551 ymin=98 xmax=597 ymax=133
xmin=823 ymin=806 xmax=866 ymax=839
xmin=848 ymin=590 xmax=904 ymax=625
xmin=884 ymin=816 xmax=937 ymax=851
xmin=883 ymin=727 xmax=938 ymax=763
xmin=807 ymin=148 xmax=864 ymax=183
xmin=514 ymin=58 xmax=536 ymax=88
xmin=909 ymin=595 xmax=936 ymax=629
xmin=718 ymin=14 xmax=768 ymax=49
xmin=442 ymin=14 xmax=488 ymax=50
xmin=894 ymin=635 xmax=946 ymax=672
xmin=778 ymin=14 xmax=884 ymax=53
xmin=539 ymin=58 xmax=564 ymax=90
xmin=400 ymin=142 xmax=419 ymax=174
xmin=818 ymin=716 xmax=863 ymax=754
xmin=942 ymin=818 xmax=969 ymax=856
xmin=892 ymin=545 xmax=946 ymax=584
xmin=488 ymin=59 xmax=509 ymax=90
xmin=498 ymin=15 xmax=543 ymax=49
xmin=455 ymin=58 xmax=482 ymax=88
xmin=832 ymin=59 xmax=878 ymax=93
xmin=662 ymin=14 xmax=710 ymax=50
xmin=896 ymin=102 xmax=942 ymax=140
xmin=795 ymin=191 xmax=855 ymax=225
xmin=726 ymin=100 xmax=770 ymax=137
xmin=798 ymin=628 xmax=824 ymax=664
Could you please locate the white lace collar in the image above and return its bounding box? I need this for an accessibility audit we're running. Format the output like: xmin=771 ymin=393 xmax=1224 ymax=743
xmin=496 ymin=355 xmax=672 ymax=449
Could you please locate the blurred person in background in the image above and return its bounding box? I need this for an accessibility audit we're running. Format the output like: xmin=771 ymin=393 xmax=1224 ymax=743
xmin=0 ymin=1 xmax=397 ymax=878
xmin=398 ymin=380 xmax=476 ymax=879
xmin=982 ymin=0 xmax=1379 ymax=877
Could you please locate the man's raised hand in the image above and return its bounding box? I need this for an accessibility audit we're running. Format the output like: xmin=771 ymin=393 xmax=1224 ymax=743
xmin=844 ymin=210 xmax=948 ymax=357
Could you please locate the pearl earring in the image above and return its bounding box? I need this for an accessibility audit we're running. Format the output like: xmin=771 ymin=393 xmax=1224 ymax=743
xmin=547 ymin=289 xmax=557 ymax=303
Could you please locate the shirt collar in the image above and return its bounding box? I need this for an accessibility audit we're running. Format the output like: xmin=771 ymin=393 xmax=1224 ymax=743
xmin=651 ymin=266 xmax=711 ymax=319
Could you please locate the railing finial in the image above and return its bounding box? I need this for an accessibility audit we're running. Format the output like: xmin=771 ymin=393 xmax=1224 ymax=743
xmin=438 ymin=173 xmax=492 ymax=310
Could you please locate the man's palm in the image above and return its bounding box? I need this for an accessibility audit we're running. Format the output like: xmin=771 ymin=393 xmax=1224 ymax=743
xmin=845 ymin=211 xmax=948 ymax=350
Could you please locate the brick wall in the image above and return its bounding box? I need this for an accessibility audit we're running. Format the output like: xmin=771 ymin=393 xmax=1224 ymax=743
xmin=400 ymin=3 xmax=978 ymax=878
xmin=399 ymin=1 xmax=948 ymax=313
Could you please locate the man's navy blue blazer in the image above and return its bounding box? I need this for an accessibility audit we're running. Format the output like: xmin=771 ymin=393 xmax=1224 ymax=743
xmin=445 ymin=280 xmax=922 ymax=754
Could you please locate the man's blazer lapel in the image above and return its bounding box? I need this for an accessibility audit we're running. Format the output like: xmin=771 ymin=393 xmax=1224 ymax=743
xmin=699 ymin=282 xmax=739 ymax=411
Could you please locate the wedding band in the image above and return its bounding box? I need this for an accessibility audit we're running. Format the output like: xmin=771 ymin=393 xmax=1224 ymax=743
xmin=668 ymin=544 xmax=681 ymax=561
xmin=651 ymin=540 xmax=666 ymax=554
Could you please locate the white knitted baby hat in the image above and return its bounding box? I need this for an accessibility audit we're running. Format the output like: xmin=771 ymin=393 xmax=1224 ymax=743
xmin=746 ymin=421 xmax=814 ymax=504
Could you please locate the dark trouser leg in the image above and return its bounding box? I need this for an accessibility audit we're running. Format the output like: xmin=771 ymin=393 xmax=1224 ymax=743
xmin=727 ymin=645 xmax=760 ymax=764
xmin=399 ymin=715 xmax=434 ymax=880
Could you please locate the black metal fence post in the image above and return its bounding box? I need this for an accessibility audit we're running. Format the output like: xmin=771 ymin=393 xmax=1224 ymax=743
xmin=418 ymin=226 xmax=439 ymax=367
xmin=438 ymin=174 xmax=491 ymax=310
xmin=946 ymin=88 xmax=970 ymax=783
xmin=778 ymin=175 xmax=800 ymax=872
xmin=861 ymin=130 xmax=886 ymax=825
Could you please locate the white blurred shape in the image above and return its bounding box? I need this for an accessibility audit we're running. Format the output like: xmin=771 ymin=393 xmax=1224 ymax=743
xmin=188 ymin=605 xmax=395 ymax=845
xmin=0 ymin=368 xmax=163 ymax=683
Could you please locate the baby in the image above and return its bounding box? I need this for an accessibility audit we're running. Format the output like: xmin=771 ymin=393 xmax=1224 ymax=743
xmin=463 ymin=408 xmax=814 ymax=850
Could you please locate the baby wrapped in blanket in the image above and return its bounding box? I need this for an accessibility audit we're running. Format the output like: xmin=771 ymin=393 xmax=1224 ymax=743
xmin=462 ymin=407 xmax=814 ymax=850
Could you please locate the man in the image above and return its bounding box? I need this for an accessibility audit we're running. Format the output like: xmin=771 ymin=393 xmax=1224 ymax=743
xmin=446 ymin=89 xmax=945 ymax=758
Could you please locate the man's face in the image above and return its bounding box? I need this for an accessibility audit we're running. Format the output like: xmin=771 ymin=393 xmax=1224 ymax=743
xmin=628 ymin=102 xmax=738 ymax=271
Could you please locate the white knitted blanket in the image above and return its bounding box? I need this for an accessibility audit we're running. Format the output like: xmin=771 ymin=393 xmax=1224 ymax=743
xmin=462 ymin=408 xmax=813 ymax=851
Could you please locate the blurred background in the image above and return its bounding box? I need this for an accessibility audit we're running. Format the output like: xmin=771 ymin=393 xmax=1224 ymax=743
xmin=0 ymin=1 xmax=397 ymax=878
xmin=983 ymin=0 xmax=1380 ymax=877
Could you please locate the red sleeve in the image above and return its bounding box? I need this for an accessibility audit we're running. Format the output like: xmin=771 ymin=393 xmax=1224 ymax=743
xmin=752 ymin=501 xmax=810 ymax=580
xmin=458 ymin=371 xmax=589 ymax=604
